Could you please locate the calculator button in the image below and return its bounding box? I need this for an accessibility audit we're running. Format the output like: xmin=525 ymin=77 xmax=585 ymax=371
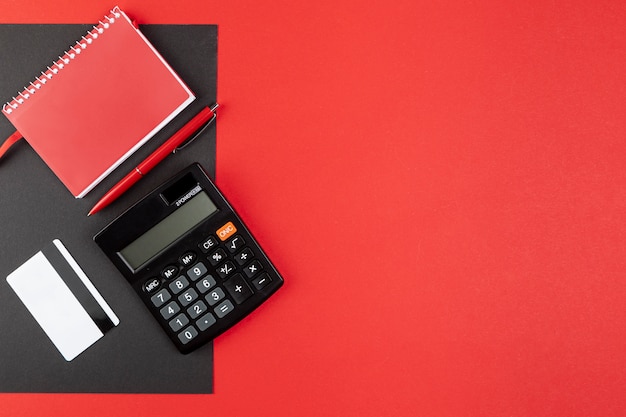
xmin=205 ymin=287 xmax=226 ymax=306
xmin=252 ymin=273 xmax=272 ymax=290
xmin=217 ymin=261 xmax=236 ymax=279
xmin=169 ymin=276 xmax=189 ymax=294
xmin=160 ymin=301 xmax=180 ymax=320
xmin=169 ymin=313 xmax=189 ymax=332
xmin=199 ymin=236 xmax=218 ymax=253
xmin=187 ymin=262 xmax=208 ymax=281
xmin=178 ymin=288 xmax=199 ymax=307
xmin=196 ymin=275 xmax=217 ymax=293
xmin=243 ymin=260 xmax=263 ymax=278
xmin=196 ymin=313 xmax=217 ymax=331
xmin=161 ymin=265 xmax=179 ymax=280
xmin=216 ymin=221 xmax=237 ymax=241
xmin=178 ymin=326 xmax=199 ymax=344
xmin=187 ymin=300 xmax=208 ymax=319
xmin=234 ymin=248 xmax=253 ymax=266
xmin=143 ymin=278 xmax=161 ymax=293
xmin=214 ymin=300 xmax=235 ymax=318
xmin=150 ymin=289 xmax=171 ymax=307
xmin=208 ymin=248 xmax=227 ymax=266
xmin=179 ymin=251 xmax=197 ymax=266
xmin=224 ymin=274 xmax=254 ymax=304
xmin=225 ymin=235 xmax=245 ymax=253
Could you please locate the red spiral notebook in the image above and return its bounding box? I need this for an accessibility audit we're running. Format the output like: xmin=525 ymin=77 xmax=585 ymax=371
xmin=1 ymin=7 xmax=195 ymax=197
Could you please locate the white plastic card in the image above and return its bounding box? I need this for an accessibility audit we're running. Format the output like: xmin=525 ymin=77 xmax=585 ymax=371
xmin=6 ymin=239 xmax=119 ymax=361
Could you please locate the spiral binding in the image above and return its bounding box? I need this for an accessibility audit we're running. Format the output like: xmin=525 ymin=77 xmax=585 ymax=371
xmin=2 ymin=7 xmax=123 ymax=115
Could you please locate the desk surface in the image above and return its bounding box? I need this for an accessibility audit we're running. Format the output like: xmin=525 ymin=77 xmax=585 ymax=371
xmin=2 ymin=1 xmax=626 ymax=416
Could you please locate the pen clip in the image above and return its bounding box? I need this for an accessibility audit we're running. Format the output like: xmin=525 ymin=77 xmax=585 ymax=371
xmin=174 ymin=112 xmax=217 ymax=153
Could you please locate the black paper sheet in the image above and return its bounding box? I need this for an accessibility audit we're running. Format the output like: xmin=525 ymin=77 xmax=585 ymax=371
xmin=0 ymin=23 xmax=217 ymax=393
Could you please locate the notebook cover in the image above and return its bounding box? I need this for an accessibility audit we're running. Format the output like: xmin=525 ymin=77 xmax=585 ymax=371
xmin=2 ymin=7 xmax=195 ymax=197
xmin=0 ymin=23 xmax=216 ymax=394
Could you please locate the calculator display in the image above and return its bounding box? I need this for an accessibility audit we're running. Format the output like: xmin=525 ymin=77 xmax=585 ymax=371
xmin=119 ymin=191 xmax=218 ymax=270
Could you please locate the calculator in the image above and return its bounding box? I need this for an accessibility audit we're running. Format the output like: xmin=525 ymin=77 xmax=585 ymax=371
xmin=94 ymin=163 xmax=283 ymax=353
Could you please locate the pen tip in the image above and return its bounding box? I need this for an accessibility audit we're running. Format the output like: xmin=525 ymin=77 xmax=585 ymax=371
xmin=210 ymin=103 xmax=219 ymax=112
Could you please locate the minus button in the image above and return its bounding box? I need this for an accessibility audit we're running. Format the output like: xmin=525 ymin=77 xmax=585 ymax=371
xmin=252 ymin=273 xmax=272 ymax=290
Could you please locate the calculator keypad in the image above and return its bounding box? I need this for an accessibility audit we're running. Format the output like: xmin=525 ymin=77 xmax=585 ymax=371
xmin=143 ymin=221 xmax=268 ymax=346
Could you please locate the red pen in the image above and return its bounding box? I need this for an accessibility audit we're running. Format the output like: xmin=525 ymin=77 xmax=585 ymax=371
xmin=88 ymin=104 xmax=218 ymax=216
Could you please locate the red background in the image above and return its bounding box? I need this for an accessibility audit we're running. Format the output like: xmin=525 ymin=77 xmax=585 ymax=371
xmin=2 ymin=1 xmax=626 ymax=416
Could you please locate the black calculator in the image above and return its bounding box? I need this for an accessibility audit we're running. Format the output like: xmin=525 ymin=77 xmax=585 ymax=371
xmin=94 ymin=163 xmax=283 ymax=353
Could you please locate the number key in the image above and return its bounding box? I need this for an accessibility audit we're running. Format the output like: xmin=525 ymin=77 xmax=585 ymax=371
xmin=206 ymin=287 xmax=226 ymax=306
xmin=196 ymin=275 xmax=217 ymax=293
xmin=169 ymin=313 xmax=189 ymax=332
xmin=178 ymin=288 xmax=199 ymax=306
xmin=187 ymin=300 xmax=208 ymax=319
xmin=160 ymin=301 xmax=180 ymax=320
xmin=178 ymin=326 xmax=199 ymax=344
xmin=187 ymin=262 xmax=208 ymax=281
xmin=150 ymin=289 xmax=171 ymax=307
xmin=169 ymin=276 xmax=189 ymax=294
